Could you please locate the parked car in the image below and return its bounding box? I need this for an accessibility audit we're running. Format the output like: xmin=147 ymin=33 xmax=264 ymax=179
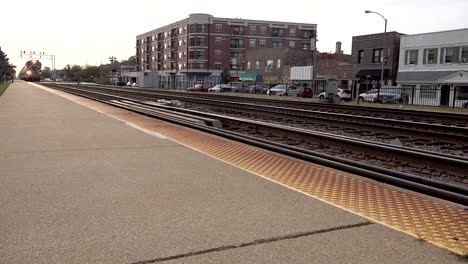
xmin=298 ymin=87 xmax=313 ymax=98
xmin=318 ymin=88 xmax=352 ymax=102
xmin=225 ymin=82 xmax=249 ymax=92
xmin=248 ymin=83 xmax=271 ymax=94
xmin=187 ymin=84 xmax=209 ymax=92
xmin=267 ymin=84 xmax=300 ymax=96
xmin=358 ymin=89 xmax=378 ymax=102
xmin=359 ymin=88 xmax=409 ymax=104
xmin=208 ymin=84 xmax=235 ymax=93
xmin=114 ymin=80 xmax=126 ymax=86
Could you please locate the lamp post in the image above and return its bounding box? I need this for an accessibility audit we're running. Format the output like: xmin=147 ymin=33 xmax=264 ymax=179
xmin=365 ymin=10 xmax=387 ymax=102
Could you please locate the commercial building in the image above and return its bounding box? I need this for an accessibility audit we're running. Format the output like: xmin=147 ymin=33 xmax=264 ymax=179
xmin=351 ymin=31 xmax=404 ymax=91
xmin=136 ymin=13 xmax=317 ymax=87
xmin=396 ymin=28 xmax=468 ymax=107
xmin=245 ymin=47 xmax=314 ymax=83
xmin=315 ymin=42 xmax=353 ymax=89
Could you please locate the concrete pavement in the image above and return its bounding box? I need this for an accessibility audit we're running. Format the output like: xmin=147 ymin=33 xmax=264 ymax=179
xmin=0 ymin=82 xmax=462 ymax=263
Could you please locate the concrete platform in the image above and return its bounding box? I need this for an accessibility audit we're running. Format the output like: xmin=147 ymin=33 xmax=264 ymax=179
xmin=0 ymin=82 xmax=462 ymax=263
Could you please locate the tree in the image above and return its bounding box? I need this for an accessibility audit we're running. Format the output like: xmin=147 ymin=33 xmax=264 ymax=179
xmin=42 ymin=67 xmax=52 ymax=79
xmin=221 ymin=68 xmax=231 ymax=84
xmin=0 ymin=47 xmax=16 ymax=81
xmin=81 ymin=66 xmax=101 ymax=82
xmin=120 ymin=56 xmax=137 ymax=66
xmin=63 ymin=65 xmax=82 ymax=81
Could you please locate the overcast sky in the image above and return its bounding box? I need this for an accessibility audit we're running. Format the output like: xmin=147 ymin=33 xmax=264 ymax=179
xmin=2 ymin=0 xmax=467 ymax=70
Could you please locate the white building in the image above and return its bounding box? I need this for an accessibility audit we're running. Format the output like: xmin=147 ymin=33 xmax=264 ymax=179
xmin=396 ymin=28 xmax=468 ymax=107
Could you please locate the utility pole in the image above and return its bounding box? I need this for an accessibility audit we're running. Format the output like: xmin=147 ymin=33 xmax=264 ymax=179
xmin=109 ymin=56 xmax=117 ymax=82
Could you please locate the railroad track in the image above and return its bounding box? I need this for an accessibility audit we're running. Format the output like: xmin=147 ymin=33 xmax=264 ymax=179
xmin=43 ymin=83 xmax=468 ymax=205
xmin=83 ymin=84 xmax=468 ymax=126
xmin=45 ymin=83 xmax=468 ymax=156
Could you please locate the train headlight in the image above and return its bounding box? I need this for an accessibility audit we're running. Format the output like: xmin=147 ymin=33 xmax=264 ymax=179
xmin=26 ymin=70 xmax=32 ymax=75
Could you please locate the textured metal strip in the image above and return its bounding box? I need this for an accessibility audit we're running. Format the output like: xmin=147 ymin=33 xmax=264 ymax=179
xmin=42 ymin=86 xmax=468 ymax=255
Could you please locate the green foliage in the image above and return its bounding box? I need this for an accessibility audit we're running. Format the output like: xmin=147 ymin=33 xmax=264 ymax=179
xmin=0 ymin=82 xmax=10 ymax=96
xmin=80 ymin=66 xmax=101 ymax=82
xmin=120 ymin=56 xmax=137 ymax=66
xmin=0 ymin=47 xmax=16 ymax=82
xmin=221 ymin=68 xmax=231 ymax=84
xmin=42 ymin=67 xmax=52 ymax=79
xmin=61 ymin=56 xmax=136 ymax=83
xmin=63 ymin=65 xmax=83 ymax=81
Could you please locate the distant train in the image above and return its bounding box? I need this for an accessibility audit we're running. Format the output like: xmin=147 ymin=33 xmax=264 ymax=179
xmin=19 ymin=60 xmax=42 ymax=82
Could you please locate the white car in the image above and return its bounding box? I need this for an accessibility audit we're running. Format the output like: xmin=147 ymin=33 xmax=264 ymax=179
xmin=266 ymin=84 xmax=299 ymax=96
xmin=358 ymin=89 xmax=378 ymax=102
xmin=208 ymin=84 xmax=239 ymax=93
xmin=319 ymin=88 xmax=352 ymax=102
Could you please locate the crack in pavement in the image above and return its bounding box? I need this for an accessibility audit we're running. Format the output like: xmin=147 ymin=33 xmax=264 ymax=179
xmin=131 ymin=221 xmax=371 ymax=264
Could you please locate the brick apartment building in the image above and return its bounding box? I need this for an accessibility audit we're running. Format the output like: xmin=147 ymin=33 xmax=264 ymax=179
xmin=351 ymin=31 xmax=404 ymax=92
xmin=136 ymin=13 xmax=317 ymax=85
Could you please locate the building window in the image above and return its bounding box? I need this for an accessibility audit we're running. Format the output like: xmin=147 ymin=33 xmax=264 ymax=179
xmin=214 ymin=50 xmax=222 ymax=58
xmin=277 ymin=59 xmax=281 ymax=68
xmin=152 ymin=56 xmax=155 ymax=62
xmin=420 ymin=85 xmax=437 ymax=99
xmin=152 ymin=46 xmax=155 ymax=51
xmin=179 ymin=40 xmax=183 ymax=46
xmin=190 ymin=37 xmax=206 ymax=46
xmin=215 ymin=24 xmax=222 ymax=32
xmin=179 ymin=28 xmax=183 ymax=34
xmin=250 ymin=39 xmax=256 ymax=48
xmin=290 ymin=28 xmax=296 ymax=37
xmin=197 ymin=62 xmax=205 ymax=69
xmin=164 ymin=43 xmax=168 ymax=49
xmin=247 ymin=61 xmax=251 ymax=70
xmin=406 ymin=49 xmax=418 ymax=65
xmin=302 ymin=43 xmax=310 ymax=50
xmin=266 ymin=60 xmax=273 ymax=72
xmin=372 ymin=49 xmax=382 ymax=63
xmin=461 ymin=47 xmax=468 ymax=63
xmin=178 ymin=63 xmax=182 ymax=70
xmin=259 ymin=39 xmax=266 ymax=48
xmin=197 ymin=24 xmax=205 ymax=33
xmin=358 ymin=50 xmax=364 ymax=64
xmin=424 ymin=48 xmax=437 ymax=64
xmin=260 ymin=26 xmax=267 ymax=35
xmin=455 ymin=86 xmax=468 ymax=100
xmin=215 ymin=37 xmax=222 ymax=46
xmin=214 ymin=62 xmax=221 ymax=70
xmin=164 ymin=32 xmax=168 ymax=38
xmin=250 ymin=26 xmax=256 ymax=35
xmin=255 ymin=60 xmax=260 ymax=70
xmin=152 ymin=36 xmax=155 ymax=41
xmin=272 ymin=40 xmax=283 ymax=48
xmin=443 ymin=47 xmax=454 ymax=63
xmin=178 ymin=52 xmax=182 ymax=59
xmin=289 ymin=41 xmax=296 ymax=48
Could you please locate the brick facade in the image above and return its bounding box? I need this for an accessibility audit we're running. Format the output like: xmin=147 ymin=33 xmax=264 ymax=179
xmin=136 ymin=13 xmax=317 ymax=83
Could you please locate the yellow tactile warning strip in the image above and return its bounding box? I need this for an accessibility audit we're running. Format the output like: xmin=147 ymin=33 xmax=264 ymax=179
xmin=38 ymin=85 xmax=468 ymax=255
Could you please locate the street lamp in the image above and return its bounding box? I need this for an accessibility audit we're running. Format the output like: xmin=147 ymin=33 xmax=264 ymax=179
xmin=365 ymin=10 xmax=387 ymax=93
